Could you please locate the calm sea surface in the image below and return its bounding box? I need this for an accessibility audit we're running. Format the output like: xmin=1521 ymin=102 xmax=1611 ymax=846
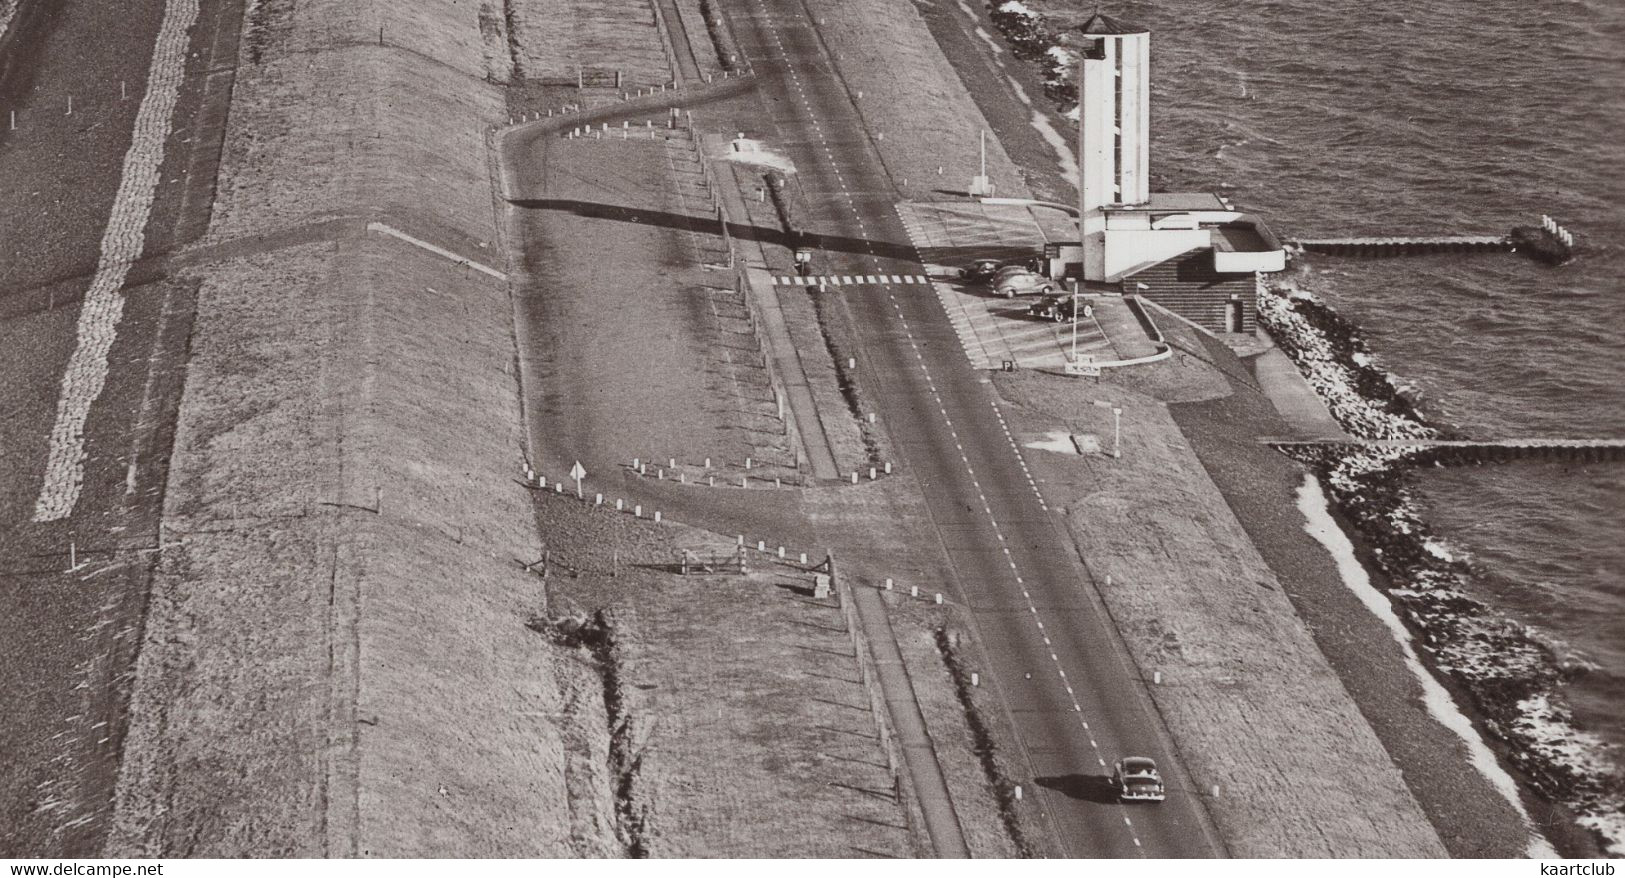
xmin=1135 ymin=0 xmax=1625 ymax=756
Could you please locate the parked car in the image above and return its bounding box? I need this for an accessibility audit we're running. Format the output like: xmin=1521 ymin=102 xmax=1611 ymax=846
xmin=1027 ymin=293 xmax=1093 ymax=323
xmin=1112 ymin=757 xmax=1166 ymax=803
xmin=957 ymin=258 xmax=1003 ymax=281
xmin=989 ymin=266 xmax=1054 ymax=298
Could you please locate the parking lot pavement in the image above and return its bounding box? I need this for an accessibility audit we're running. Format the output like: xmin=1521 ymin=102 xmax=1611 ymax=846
xmin=894 ymin=202 xmax=1136 ymax=370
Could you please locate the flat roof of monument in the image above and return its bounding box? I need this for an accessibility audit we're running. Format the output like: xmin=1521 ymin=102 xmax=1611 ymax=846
xmin=1102 ymin=192 xmax=1228 ymax=212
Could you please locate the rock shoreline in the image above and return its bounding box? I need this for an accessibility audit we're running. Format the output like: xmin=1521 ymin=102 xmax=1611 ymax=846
xmin=1258 ymin=278 xmax=1624 ymax=856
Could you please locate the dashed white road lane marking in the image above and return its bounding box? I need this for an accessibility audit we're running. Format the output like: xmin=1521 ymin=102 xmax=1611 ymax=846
xmin=744 ymin=3 xmax=1145 ymax=852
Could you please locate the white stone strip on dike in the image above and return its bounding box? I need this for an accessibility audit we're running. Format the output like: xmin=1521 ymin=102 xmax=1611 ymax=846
xmin=364 ymin=222 xmax=508 ymax=280
xmin=32 ymin=0 xmax=200 ymax=523
xmin=0 ymin=0 xmax=17 ymax=45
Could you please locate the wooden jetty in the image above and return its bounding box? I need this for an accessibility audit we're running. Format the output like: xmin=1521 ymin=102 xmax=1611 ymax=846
xmin=1267 ymin=438 xmax=1625 ymax=466
xmin=1287 ymin=215 xmax=1576 ymax=264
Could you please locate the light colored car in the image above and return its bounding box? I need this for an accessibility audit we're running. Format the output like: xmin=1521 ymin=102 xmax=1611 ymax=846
xmin=988 ymin=267 xmax=1054 ymax=298
xmin=1112 ymin=757 xmax=1166 ymax=803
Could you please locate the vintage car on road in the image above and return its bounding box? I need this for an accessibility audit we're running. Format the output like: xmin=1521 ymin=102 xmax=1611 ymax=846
xmin=1112 ymin=757 xmax=1166 ymax=803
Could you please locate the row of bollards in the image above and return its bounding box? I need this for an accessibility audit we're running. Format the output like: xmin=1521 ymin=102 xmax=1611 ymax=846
xmin=5 ymin=79 xmax=135 ymax=132
xmin=525 ymin=466 xmax=675 ymax=526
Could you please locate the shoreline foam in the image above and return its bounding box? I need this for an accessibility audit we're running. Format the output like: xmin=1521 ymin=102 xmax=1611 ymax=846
xmin=1295 ymin=473 xmax=1554 ymax=857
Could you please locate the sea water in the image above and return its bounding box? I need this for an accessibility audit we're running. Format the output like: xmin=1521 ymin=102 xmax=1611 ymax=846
xmin=1134 ymin=0 xmax=1624 ymax=833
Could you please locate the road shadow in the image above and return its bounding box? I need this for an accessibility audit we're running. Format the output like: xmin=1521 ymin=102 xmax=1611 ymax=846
xmin=1035 ymin=773 xmax=1120 ymax=804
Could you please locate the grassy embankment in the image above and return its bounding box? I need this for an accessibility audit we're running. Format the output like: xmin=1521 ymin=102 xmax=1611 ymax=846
xmin=108 ymin=0 xmax=622 ymax=857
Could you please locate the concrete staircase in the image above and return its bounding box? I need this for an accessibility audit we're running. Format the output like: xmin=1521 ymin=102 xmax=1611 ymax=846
xmin=1123 ymin=249 xmax=1256 ymax=333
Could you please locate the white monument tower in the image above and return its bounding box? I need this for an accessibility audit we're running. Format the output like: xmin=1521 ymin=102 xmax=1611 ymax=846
xmin=1076 ymin=11 xmax=1150 ymax=282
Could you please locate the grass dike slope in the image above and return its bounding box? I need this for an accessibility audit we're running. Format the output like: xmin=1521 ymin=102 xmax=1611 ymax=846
xmin=106 ymin=0 xmax=620 ymax=857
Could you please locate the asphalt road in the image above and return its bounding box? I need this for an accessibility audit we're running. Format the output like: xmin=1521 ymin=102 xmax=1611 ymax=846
xmin=0 ymin=0 xmax=239 ymax=855
xmin=724 ymin=0 xmax=1222 ymax=857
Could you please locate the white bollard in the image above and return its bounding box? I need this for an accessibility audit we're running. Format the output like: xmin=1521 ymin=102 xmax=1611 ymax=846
xmin=669 ymin=458 xmax=676 ymax=468
xmin=616 ymin=499 xmax=624 ymax=511
xmin=935 ymin=593 xmax=943 ymax=604
xmin=679 ymin=473 xmax=686 ymax=483
xmin=867 ymin=413 xmax=876 ymax=424
xmin=847 ymin=357 xmax=855 ymax=369
xmin=775 ymin=478 xmax=782 ymax=488
xmin=777 ymin=546 xmax=786 ymax=559
xmin=633 ymin=457 xmax=641 ymax=469
xmin=708 ymin=476 xmax=715 ymax=487
xmin=657 ymin=468 xmax=664 ymax=479
xmin=634 ymin=505 xmax=642 ymax=517
xmin=554 ymin=482 xmax=563 ymax=493
xmin=758 ymin=540 xmax=766 ymax=551
xmin=884 ymin=578 xmax=893 ymax=590
xmin=910 ymin=586 xmax=919 ymax=597
xmin=799 ymin=552 xmax=807 ymax=564
xmin=1014 ymin=785 xmax=1022 ymax=801
xmin=850 ymin=472 xmax=859 ymax=484
xmin=971 ymin=672 xmax=979 ymax=687
xmin=737 ymin=535 xmax=745 ymax=545
xmin=1211 ymin=785 xmax=1220 ymax=797
xmin=654 ymin=511 xmax=662 ymax=523
xmin=745 ymin=457 xmax=753 ymax=469
xmin=1153 ymin=671 xmax=1162 ymax=684
xmin=868 ymin=467 xmax=876 ymax=480
xmin=884 ymin=461 xmax=892 ymax=474
xmin=595 ymin=493 xmax=603 ymax=505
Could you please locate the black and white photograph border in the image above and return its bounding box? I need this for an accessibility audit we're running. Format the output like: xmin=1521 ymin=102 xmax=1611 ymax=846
xmin=0 ymin=0 xmax=1619 ymax=865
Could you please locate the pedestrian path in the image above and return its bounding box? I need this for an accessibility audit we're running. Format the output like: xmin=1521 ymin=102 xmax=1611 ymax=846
xmin=771 ymin=274 xmax=932 ymax=286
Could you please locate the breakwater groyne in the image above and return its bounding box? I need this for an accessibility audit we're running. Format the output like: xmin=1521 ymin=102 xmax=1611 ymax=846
xmin=1268 ymin=438 xmax=1625 ymax=466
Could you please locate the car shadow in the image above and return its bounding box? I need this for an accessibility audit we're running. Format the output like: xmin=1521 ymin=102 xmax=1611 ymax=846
xmin=1035 ymin=773 xmax=1120 ymax=804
